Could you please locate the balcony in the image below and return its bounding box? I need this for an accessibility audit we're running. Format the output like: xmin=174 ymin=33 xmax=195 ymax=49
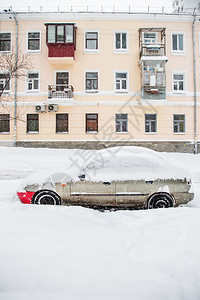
xmin=141 ymin=70 xmax=166 ymax=100
xmin=48 ymin=85 xmax=74 ymax=99
xmin=140 ymin=43 xmax=166 ymax=58
xmin=45 ymin=23 xmax=76 ymax=64
xmin=142 ymin=86 xmax=166 ymax=100
xmin=139 ymin=28 xmax=167 ymax=61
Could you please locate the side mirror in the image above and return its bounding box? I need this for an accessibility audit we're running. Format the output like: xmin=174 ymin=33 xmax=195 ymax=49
xmin=78 ymin=174 xmax=85 ymax=181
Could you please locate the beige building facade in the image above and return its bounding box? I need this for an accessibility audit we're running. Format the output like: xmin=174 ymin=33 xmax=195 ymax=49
xmin=0 ymin=9 xmax=199 ymax=152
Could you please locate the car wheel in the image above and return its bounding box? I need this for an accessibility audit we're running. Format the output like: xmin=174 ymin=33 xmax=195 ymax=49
xmin=146 ymin=193 xmax=174 ymax=209
xmin=32 ymin=190 xmax=61 ymax=205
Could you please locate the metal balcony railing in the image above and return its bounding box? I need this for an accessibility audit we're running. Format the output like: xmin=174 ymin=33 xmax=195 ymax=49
xmin=48 ymin=84 xmax=74 ymax=99
xmin=142 ymin=86 xmax=166 ymax=100
xmin=140 ymin=43 xmax=166 ymax=58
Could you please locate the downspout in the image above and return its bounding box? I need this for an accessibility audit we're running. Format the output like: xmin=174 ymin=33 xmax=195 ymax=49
xmin=192 ymin=14 xmax=197 ymax=154
xmin=12 ymin=11 xmax=18 ymax=147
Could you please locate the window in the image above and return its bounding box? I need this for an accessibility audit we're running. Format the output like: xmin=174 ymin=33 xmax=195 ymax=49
xmin=55 ymin=71 xmax=69 ymax=92
xmin=27 ymin=32 xmax=40 ymax=52
xmin=27 ymin=72 xmax=39 ymax=91
xmin=0 ymin=114 xmax=10 ymax=133
xmin=173 ymin=73 xmax=185 ymax=91
xmin=116 ymin=114 xmax=128 ymax=133
xmin=27 ymin=114 xmax=39 ymax=133
xmin=172 ymin=33 xmax=184 ymax=53
xmin=86 ymin=114 xmax=98 ymax=133
xmin=143 ymin=32 xmax=156 ymax=44
xmin=0 ymin=72 xmax=10 ymax=93
xmin=0 ymin=32 xmax=11 ymax=52
xmin=115 ymin=72 xmax=128 ymax=92
xmin=145 ymin=114 xmax=157 ymax=133
xmin=85 ymin=72 xmax=98 ymax=91
xmin=85 ymin=31 xmax=98 ymax=51
xmin=173 ymin=114 xmax=185 ymax=133
xmin=143 ymin=69 xmax=165 ymax=87
xmin=47 ymin=24 xmax=74 ymax=43
xmin=56 ymin=114 xmax=68 ymax=133
xmin=114 ymin=31 xmax=128 ymax=52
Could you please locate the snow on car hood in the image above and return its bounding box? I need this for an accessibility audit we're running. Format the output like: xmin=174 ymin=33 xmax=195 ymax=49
xmin=18 ymin=146 xmax=191 ymax=191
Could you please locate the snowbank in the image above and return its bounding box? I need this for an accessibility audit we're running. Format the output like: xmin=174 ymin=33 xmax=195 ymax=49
xmin=84 ymin=146 xmax=190 ymax=181
xmin=17 ymin=147 xmax=191 ymax=190
xmin=0 ymin=146 xmax=200 ymax=300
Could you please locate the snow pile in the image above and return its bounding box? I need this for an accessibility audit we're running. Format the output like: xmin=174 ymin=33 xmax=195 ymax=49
xmin=18 ymin=146 xmax=191 ymax=190
xmin=0 ymin=146 xmax=200 ymax=300
xmin=0 ymin=202 xmax=200 ymax=300
xmin=84 ymin=146 xmax=190 ymax=182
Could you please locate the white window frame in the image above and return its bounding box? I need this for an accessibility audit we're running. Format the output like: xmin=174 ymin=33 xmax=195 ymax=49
xmin=145 ymin=114 xmax=157 ymax=134
xmin=84 ymin=30 xmax=99 ymax=53
xmin=26 ymin=71 xmax=40 ymax=92
xmin=173 ymin=114 xmax=185 ymax=134
xmin=0 ymin=71 xmax=11 ymax=93
xmin=26 ymin=30 xmax=41 ymax=54
xmin=171 ymin=32 xmax=185 ymax=55
xmin=172 ymin=71 xmax=186 ymax=93
xmin=0 ymin=31 xmax=12 ymax=54
xmin=142 ymin=32 xmax=157 ymax=44
xmin=84 ymin=70 xmax=99 ymax=93
xmin=114 ymin=30 xmax=129 ymax=54
xmin=115 ymin=113 xmax=128 ymax=133
xmin=114 ymin=70 xmax=129 ymax=93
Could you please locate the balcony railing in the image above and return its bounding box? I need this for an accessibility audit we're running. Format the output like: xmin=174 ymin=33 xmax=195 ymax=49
xmin=48 ymin=84 xmax=74 ymax=99
xmin=142 ymin=86 xmax=166 ymax=100
xmin=140 ymin=43 xmax=165 ymax=58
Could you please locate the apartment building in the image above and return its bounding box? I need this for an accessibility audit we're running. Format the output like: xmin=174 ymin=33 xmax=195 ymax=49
xmin=0 ymin=8 xmax=199 ymax=152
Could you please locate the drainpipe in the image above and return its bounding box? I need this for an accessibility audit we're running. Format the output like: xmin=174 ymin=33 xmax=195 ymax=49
xmin=12 ymin=11 xmax=18 ymax=147
xmin=192 ymin=14 xmax=197 ymax=154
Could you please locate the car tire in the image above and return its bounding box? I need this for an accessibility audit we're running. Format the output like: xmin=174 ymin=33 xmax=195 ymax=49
xmin=146 ymin=193 xmax=174 ymax=209
xmin=32 ymin=190 xmax=61 ymax=205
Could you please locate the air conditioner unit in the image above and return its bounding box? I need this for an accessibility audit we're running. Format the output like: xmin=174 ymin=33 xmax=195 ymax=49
xmin=48 ymin=104 xmax=58 ymax=112
xmin=35 ymin=104 xmax=46 ymax=112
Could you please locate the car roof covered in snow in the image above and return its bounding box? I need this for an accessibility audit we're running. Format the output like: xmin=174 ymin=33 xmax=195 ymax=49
xmin=18 ymin=147 xmax=191 ymax=191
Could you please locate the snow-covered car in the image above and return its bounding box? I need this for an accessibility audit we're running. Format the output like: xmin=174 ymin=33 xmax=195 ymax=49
xmin=17 ymin=146 xmax=194 ymax=209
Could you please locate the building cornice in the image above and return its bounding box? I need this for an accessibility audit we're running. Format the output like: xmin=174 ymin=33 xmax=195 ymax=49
xmin=0 ymin=11 xmax=197 ymax=22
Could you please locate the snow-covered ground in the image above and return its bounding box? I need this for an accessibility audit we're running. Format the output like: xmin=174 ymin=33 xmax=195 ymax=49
xmin=0 ymin=147 xmax=200 ymax=300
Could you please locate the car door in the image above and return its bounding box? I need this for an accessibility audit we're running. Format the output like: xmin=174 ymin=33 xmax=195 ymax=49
xmin=115 ymin=180 xmax=148 ymax=207
xmin=70 ymin=180 xmax=116 ymax=206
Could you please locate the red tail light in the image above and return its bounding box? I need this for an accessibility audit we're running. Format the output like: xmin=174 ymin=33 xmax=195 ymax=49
xmin=17 ymin=191 xmax=35 ymax=204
